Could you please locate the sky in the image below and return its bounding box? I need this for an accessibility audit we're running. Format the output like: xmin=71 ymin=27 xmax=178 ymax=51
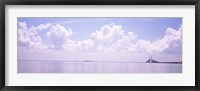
xmin=17 ymin=17 xmax=182 ymax=62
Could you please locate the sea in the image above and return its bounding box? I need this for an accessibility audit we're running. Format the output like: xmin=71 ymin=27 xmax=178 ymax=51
xmin=18 ymin=60 xmax=182 ymax=73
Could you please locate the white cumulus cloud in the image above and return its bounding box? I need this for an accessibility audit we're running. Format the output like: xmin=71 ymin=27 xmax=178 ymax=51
xmin=18 ymin=22 xmax=48 ymax=49
xmin=35 ymin=23 xmax=51 ymax=31
xmin=18 ymin=21 xmax=182 ymax=56
xmin=133 ymin=25 xmax=182 ymax=54
xmin=18 ymin=22 xmax=182 ymax=62
xmin=18 ymin=21 xmax=27 ymax=30
xmin=89 ymin=23 xmax=137 ymax=52
xmin=46 ymin=24 xmax=73 ymax=49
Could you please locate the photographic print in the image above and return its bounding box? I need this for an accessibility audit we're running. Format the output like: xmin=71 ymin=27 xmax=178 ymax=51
xmin=17 ymin=17 xmax=182 ymax=73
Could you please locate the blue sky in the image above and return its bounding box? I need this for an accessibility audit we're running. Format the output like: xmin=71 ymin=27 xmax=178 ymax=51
xmin=18 ymin=17 xmax=181 ymax=42
xmin=17 ymin=17 xmax=182 ymax=62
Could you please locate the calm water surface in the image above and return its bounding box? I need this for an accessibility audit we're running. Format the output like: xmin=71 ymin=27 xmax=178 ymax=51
xmin=18 ymin=60 xmax=182 ymax=73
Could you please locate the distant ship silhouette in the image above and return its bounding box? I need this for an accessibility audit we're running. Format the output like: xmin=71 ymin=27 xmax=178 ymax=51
xmin=84 ymin=60 xmax=93 ymax=62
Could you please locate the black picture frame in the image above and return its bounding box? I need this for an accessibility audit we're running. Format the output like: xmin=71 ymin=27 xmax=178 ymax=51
xmin=0 ymin=0 xmax=199 ymax=91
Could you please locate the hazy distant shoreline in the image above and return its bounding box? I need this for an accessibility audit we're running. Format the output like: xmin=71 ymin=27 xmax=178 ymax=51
xmin=18 ymin=60 xmax=182 ymax=64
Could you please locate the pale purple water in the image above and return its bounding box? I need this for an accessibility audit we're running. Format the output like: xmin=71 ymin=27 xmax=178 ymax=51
xmin=18 ymin=60 xmax=182 ymax=73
